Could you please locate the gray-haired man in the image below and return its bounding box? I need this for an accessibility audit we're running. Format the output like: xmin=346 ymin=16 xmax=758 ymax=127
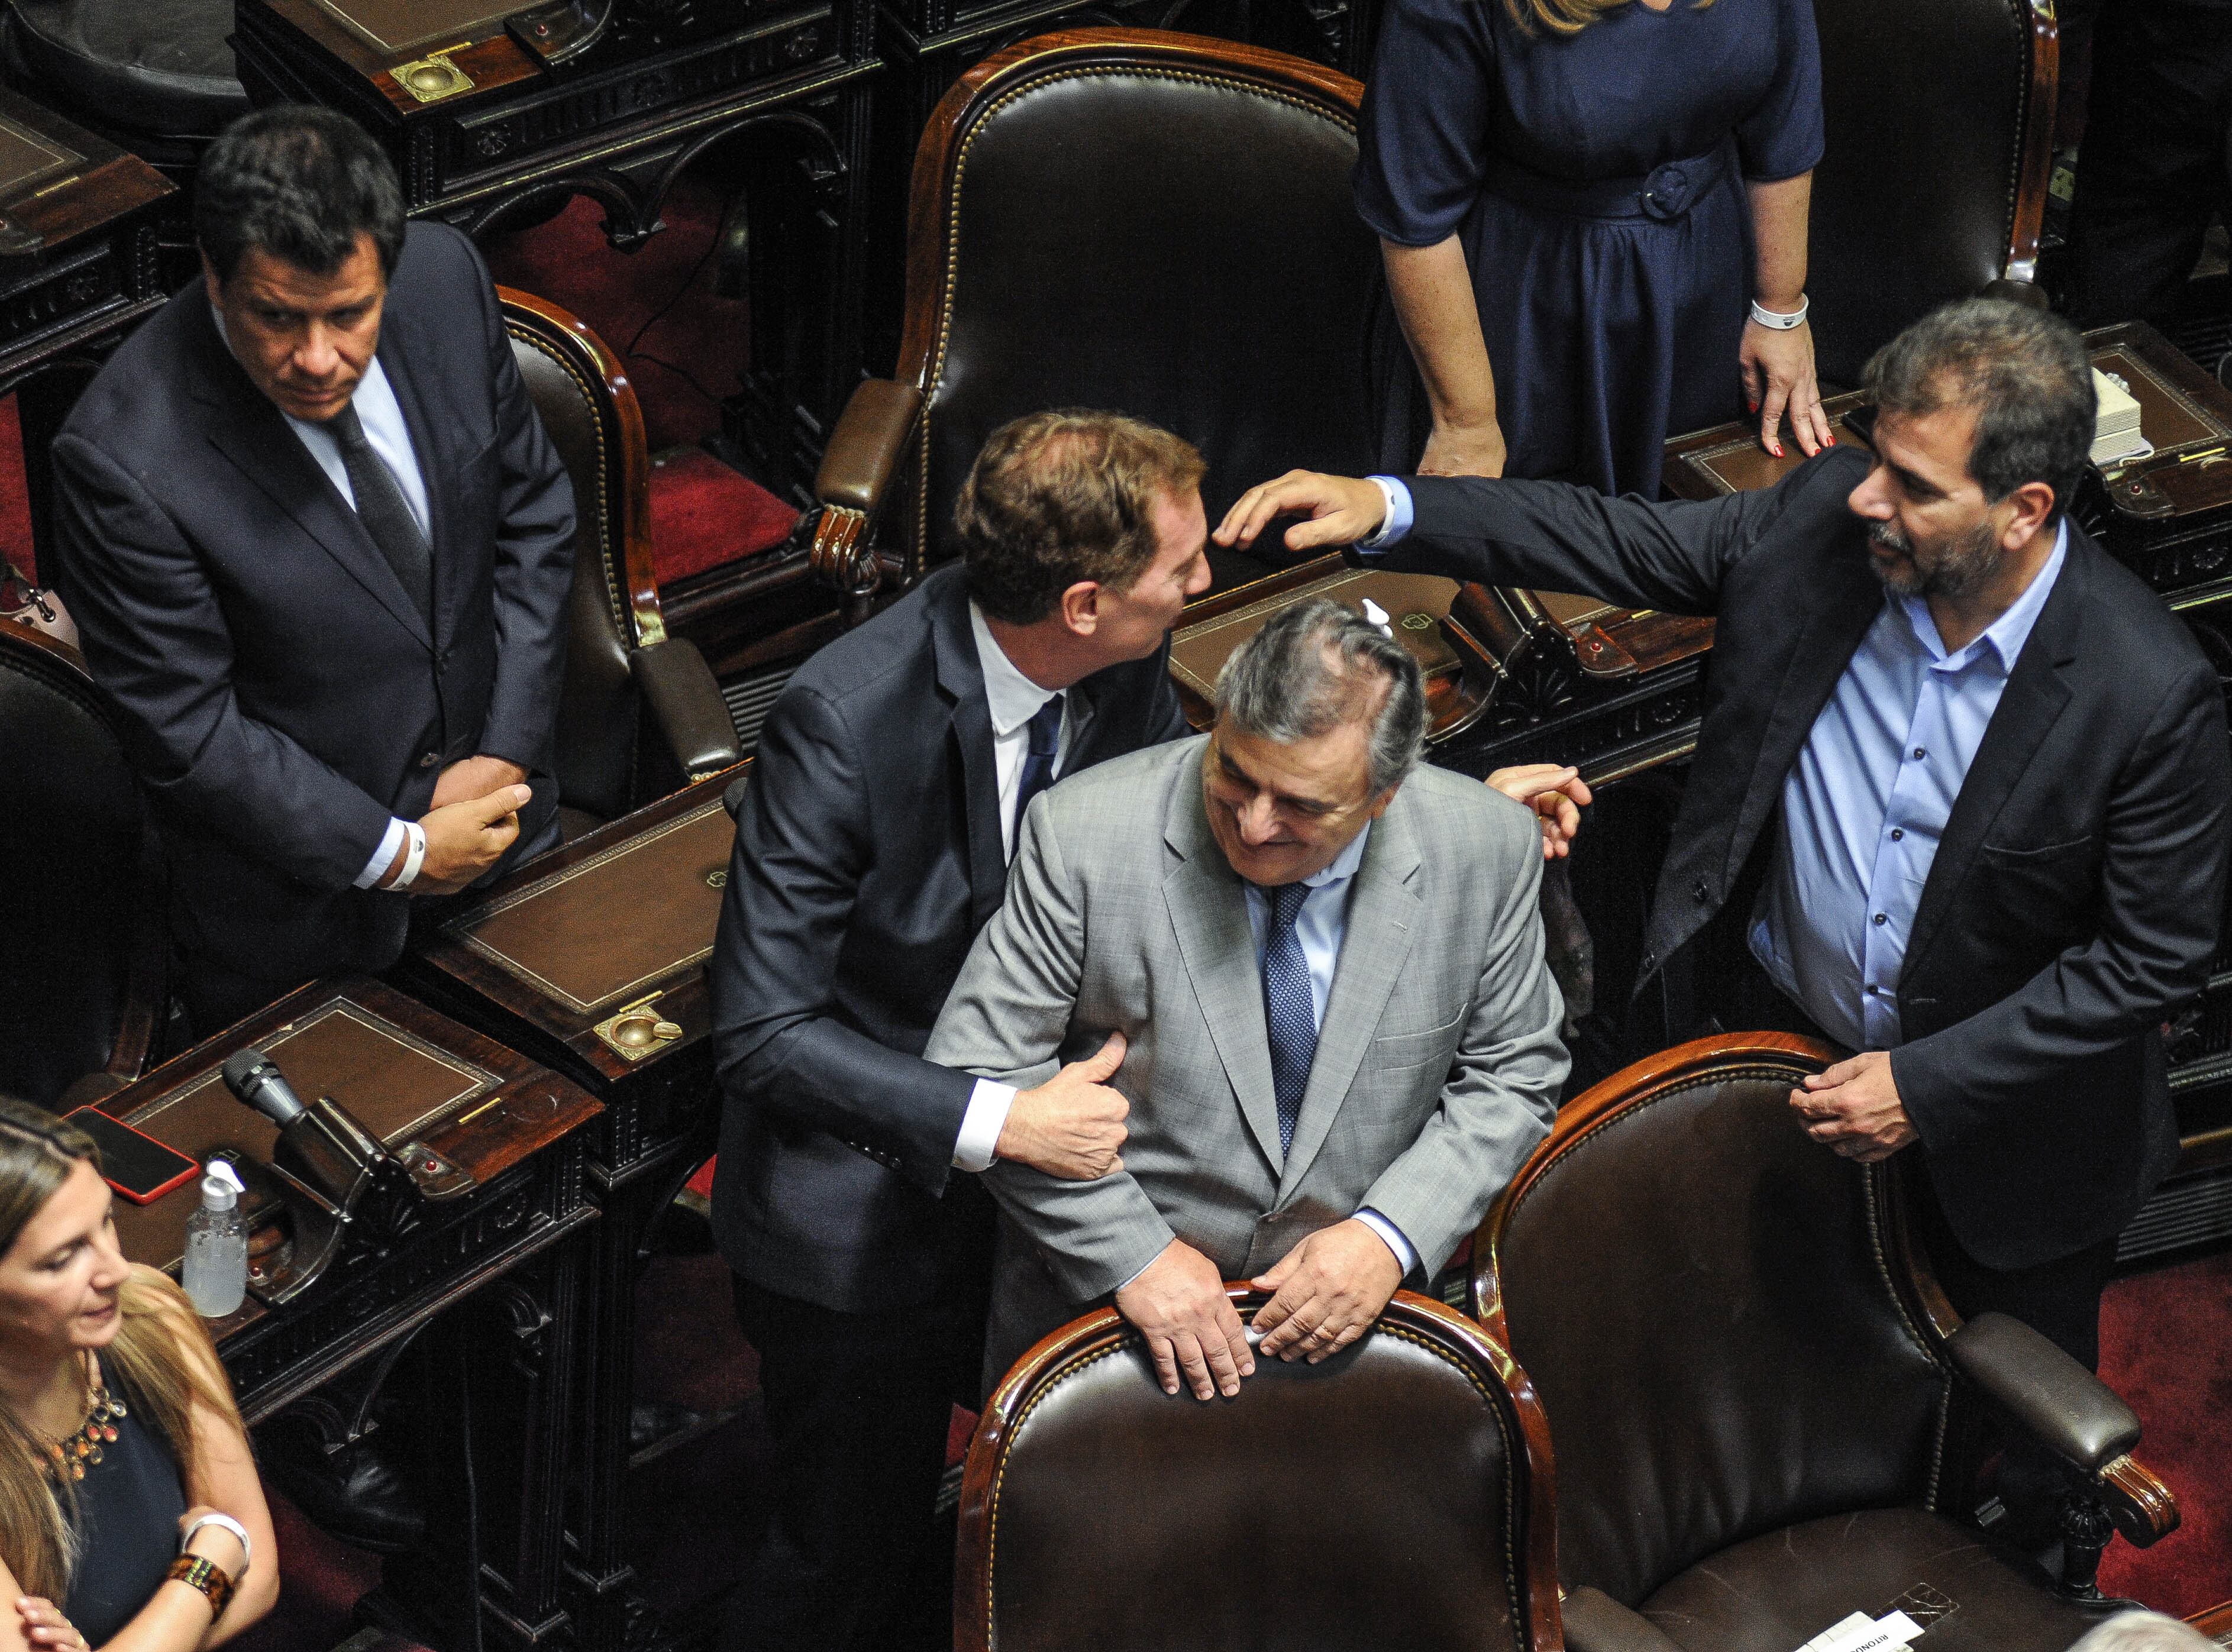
xmin=927 ymin=599 xmax=1568 ymax=1398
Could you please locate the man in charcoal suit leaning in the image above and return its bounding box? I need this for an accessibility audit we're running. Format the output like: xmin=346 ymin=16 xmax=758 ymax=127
xmin=928 ymin=599 xmax=1568 ymax=1399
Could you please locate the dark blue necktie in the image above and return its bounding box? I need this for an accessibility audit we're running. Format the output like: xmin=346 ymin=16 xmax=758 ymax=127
xmin=1010 ymin=693 xmax=1065 ymax=851
xmin=328 ymin=402 xmax=432 ymax=625
xmin=1262 ymin=881 xmax=1318 ymax=1155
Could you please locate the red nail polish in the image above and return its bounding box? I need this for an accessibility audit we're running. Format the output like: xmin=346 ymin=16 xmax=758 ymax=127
xmin=1772 ymin=443 xmax=1784 ymax=458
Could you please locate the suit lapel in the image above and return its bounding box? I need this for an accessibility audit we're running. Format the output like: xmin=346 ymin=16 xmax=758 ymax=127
xmin=1276 ymin=806 xmax=1421 ymax=1201
xmin=1726 ymin=551 xmax=1885 ymax=881
xmin=929 ymin=573 xmax=1010 ymax=930
xmin=1161 ymin=768 xmax=1285 ymax=1170
xmin=372 ymin=309 xmax=455 ymax=645
xmin=188 ymin=296 xmax=432 ymax=648
xmin=1902 ymin=539 xmax=2085 ymax=977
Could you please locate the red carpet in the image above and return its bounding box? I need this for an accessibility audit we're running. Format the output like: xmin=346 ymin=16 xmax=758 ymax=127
xmin=2097 ymin=1250 xmax=2232 ymax=1613
xmin=479 ymin=180 xmax=797 ymax=587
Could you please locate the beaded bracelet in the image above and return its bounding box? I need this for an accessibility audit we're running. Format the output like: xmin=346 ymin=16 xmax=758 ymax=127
xmin=166 ymin=1554 xmax=235 ymax=1620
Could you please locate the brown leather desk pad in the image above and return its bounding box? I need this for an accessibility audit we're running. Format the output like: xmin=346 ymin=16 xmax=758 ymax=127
xmin=1171 ymin=567 xmax=1462 ymax=697
xmin=0 ymin=114 xmax=79 ymax=201
xmin=309 ymin=0 xmax=517 ymax=53
xmin=1662 ymin=391 xmax=1877 ymax=499
xmin=438 ymin=790 xmax=734 ymax=1016
xmin=101 ymin=978 xmax=597 ymax=1355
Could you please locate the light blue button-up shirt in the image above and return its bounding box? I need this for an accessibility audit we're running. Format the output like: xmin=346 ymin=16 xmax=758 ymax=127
xmin=1751 ymin=521 xmax=2068 ymax=1049
xmin=1237 ymin=822 xmax=1419 ymax=1275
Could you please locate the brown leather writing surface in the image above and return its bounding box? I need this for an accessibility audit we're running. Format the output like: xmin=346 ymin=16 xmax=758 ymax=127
xmin=1169 ymin=568 xmax=1461 ymax=698
xmin=308 ymin=0 xmax=516 ymax=53
xmin=2094 ymin=348 xmax=2227 ymax=461
xmin=1533 ymin=590 xmax=1620 ymax=631
xmin=1669 ymin=399 xmax=1877 ymax=499
xmin=0 ymin=115 xmax=79 ymax=199
xmin=112 ymin=999 xmax=495 ymax=1268
xmin=442 ymin=793 xmax=734 ymax=1014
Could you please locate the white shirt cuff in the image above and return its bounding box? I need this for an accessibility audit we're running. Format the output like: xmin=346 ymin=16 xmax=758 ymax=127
xmin=952 ymin=1078 xmax=1016 ymax=1172
xmin=1353 ymin=1207 xmax=1419 ymax=1278
xmin=1354 ymin=477 xmax=1414 ymax=551
xmin=354 ymin=817 xmax=411 ymax=890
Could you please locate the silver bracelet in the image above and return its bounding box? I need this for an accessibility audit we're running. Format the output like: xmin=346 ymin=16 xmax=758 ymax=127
xmin=179 ymin=1511 xmax=251 ymax=1577
xmin=1749 ymin=295 xmax=1809 ymax=330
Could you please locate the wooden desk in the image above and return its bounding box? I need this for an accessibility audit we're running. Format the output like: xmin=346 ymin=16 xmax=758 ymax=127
xmin=231 ymin=0 xmax=876 ymax=497
xmin=0 ymin=86 xmax=174 ymax=565
xmin=103 ymin=977 xmax=602 ymax=1652
xmin=395 ymin=770 xmax=741 ymax=1652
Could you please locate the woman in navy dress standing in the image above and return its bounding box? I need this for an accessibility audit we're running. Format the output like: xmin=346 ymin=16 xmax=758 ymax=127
xmin=1358 ymin=0 xmax=1832 ymax=495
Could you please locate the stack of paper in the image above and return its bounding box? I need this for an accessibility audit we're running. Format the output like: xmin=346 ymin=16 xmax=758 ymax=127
xmin=2093 ymin=367 xmax=2147 ymax=465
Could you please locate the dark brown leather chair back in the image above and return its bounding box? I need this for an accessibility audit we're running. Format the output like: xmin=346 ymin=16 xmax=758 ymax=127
xmin=1473 ymin=1036 xmax=1950 ymax=1607
xmin=1807 ymin=0 xmax=2055 ymax=385
xmin=0 ymin=626 xmax=159 ymax=1107
xmin=958 ymin=1290 xmax=1561 ymax=1652
xmin=500 ymin=289 xmax=664 ymax=830
xmin=897 ymin=30 xmax=1375 ymax=570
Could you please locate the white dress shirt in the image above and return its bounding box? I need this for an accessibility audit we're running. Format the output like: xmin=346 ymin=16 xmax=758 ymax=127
xmin=949 ymin=605 xmax=1074 ymax=1169
xmin=211 ymin=298 xmax=438 ymax=893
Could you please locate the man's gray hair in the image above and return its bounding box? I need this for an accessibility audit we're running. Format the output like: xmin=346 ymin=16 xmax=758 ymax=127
xmin=1212 ymin=597 xmax=1426 ymax=795
xmin=2068 ymin=1614 xmax=2219 ymax=1652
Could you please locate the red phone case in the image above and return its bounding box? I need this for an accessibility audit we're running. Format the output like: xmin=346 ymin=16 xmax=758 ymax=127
xmin=62 ymin=1107 xmax=202 ymax=1205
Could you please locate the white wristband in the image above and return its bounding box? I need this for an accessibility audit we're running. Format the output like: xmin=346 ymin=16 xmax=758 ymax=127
xmin=394 ymin=822 xmax=428 ymax=891
xmin=1749 ymin=296 xmax=1809 ymax=330
xmin=180 ymin=1511 xmax=251 ymax=1576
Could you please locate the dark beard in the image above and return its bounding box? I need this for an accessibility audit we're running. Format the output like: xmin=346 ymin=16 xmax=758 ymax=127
xmin=1868 ymin=518 xmax=1999 ymax=599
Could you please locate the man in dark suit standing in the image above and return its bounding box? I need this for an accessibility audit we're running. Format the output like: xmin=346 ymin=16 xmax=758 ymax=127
xmin=1216 ymin=299 xmax=2230 ymax=1391
xmin=55 ymin=106 xmax=574 ymax=1033
xmin=709 ymin=410 xmax=1210 ymax=1651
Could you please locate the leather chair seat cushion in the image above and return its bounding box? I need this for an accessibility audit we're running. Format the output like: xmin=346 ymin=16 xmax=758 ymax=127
xmin=1640 ymin=1509 xmax=2108 ymax=1652
xmin=555 ymin=804 xmax=606 ymax=842
xmin=5 ymin=0 xmax=246 ymax=138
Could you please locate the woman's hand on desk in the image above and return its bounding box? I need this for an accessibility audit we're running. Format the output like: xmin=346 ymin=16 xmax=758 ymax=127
xmin=1419 ymin=418 xmax=1507 ymax=479
xmin=1739 ymin=318 xmax=1833 ymax=461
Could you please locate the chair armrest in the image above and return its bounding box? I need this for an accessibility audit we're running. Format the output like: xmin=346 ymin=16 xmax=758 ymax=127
xmin=1562 ymin=1588 xmax=1685 ymax=1652
xmin=815 ymin=379 xmax=924 ymax=514
xmin=1981 ymin=277 xmax=2050 ymax=311
xmin=631 ymin=637 xmax=741 ymax=780
xmin=1943 ymin=1311 xmax=2139 ymax=1473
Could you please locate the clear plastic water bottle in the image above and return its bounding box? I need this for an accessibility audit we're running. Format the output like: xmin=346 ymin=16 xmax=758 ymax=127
xmin=181 ymin=1162 xmax=248 ymax=1318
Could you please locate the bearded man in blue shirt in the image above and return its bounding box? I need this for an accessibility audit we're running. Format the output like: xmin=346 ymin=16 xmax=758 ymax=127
xmin=1214 ymin=299 xmax=2230 ymax=1399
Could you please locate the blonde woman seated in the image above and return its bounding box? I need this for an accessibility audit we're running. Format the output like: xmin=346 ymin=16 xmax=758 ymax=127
xmin=0 ymin=1098 xmax=276 ymax=1651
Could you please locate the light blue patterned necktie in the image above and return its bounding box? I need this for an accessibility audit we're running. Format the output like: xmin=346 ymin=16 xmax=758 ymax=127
xmin=1261 ymin=881 xmax=1317 ymax=1155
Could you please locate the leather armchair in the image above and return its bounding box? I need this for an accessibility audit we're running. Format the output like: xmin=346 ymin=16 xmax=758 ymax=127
xmin=0 ymin=624 xmax=162 ymax=1109
xmin=0 ymin=0 xmax=247 ymax=176
xmin=959 ymin=1287 xmax=1563 ymax=1652
xmin=805 ymin=27 xmax=1379 ymax=605
xmin=1470 ymin=1034 xmax=2177 ymax=1652
xmin=1807 ymin=0 xmax=2057 ymax=386
xmin=499 ymin=289 xmax=741 ymax=840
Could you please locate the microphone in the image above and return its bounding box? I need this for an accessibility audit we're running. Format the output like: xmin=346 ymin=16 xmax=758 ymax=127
xmin=221 ymin=1049 xmax=308 ymax=1129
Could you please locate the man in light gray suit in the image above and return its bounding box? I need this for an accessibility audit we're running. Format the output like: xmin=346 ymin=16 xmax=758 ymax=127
xmin=928 ymin=598 xmax=1568 ymax=1399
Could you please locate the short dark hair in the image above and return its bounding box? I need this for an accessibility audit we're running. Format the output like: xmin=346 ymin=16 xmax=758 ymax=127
xmin=1214 ymin=597 xmax=1425 ymax=795
xmin=195 ymin=105 xmax=406 ymax=285
xmin=1862 ymin=298 xmax=2094 ymax=525
xmin=955 ymin=410 xmax=1207 ymax=625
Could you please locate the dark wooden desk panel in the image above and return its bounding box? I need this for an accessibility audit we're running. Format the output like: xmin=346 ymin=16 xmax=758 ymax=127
xmin=234 ymin=0 xmax=874 ymax=503
xmin=105 ymin=977 xmax=602 ymax=1652
xmin=395 ymin=770 xmax=743 ymax=1652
